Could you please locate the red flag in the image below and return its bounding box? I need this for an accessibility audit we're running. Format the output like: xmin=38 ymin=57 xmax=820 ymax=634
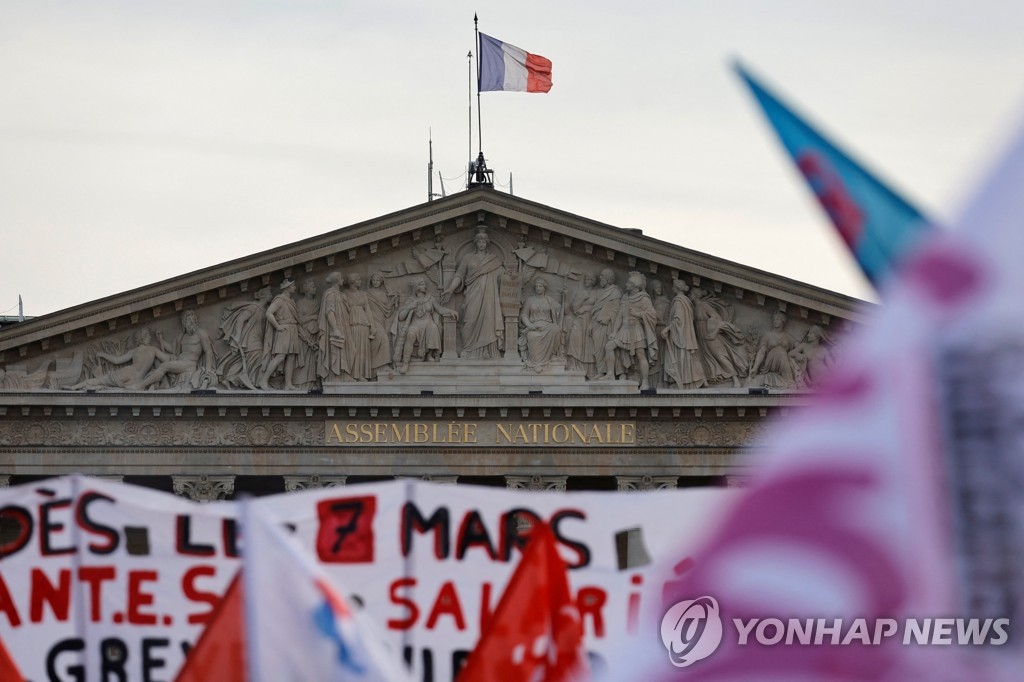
xmin=457 ymin=523 xmax=589 ymax=682
xmin=0 ymin=635 xmax=26 ymax=682
xmin=175 ymin=572 xmax=245 ymax=682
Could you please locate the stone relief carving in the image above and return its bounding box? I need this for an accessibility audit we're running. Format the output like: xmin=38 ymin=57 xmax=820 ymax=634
xmin=441 ymin=228 xmax=506 ymax=359
xmin=616 ymin=475 xmax=678 ymax=491
xmin=598 ymin=271 xmax=659 ymax=390
xmin=395 ymin=278 xmax=457 ymax=373
xmin=284 ymin=475 xmax=347 ymax=491
xmin=216 ymin=286 xmax=272 ymax=390
xmin=517 ymin=277 xmax=564 ymax=372
xmin=748 ymin=310 xmax=799 ymax=389
xmin=258 ymin=278 xmax=302 ymax=390
xmin=649 ymin=280 xmax=671 ymax=389
xmin=505 ymin=475 xmax=567 ymax=491
xmin=789 ymin=324 xmax=836 ymax=388
xmin=1 ymin=223 xmax=845 ymax=394
xmin=564 ymin=273 xmax=596 ymax=377
xmin=173 ymin=474 xmax=234 ymax=503
xmin=661 ymin=279 xmax=708 ymax=390
xmin=689 ymin=286 xmax=749 ymax=388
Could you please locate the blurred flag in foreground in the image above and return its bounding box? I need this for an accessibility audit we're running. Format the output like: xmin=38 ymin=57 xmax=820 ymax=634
xmin=458 ymin=523 xmax=589 ymax=682
xmin=651 ymin=114 xmax=1024 ymax=680
xmin=176 ymin=501 xmax=410 ymax=682
xmin=736 ymin=62 xmax=932 ymax=287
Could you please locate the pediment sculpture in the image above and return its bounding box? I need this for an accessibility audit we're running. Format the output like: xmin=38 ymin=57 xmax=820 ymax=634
xmin=0 ymin=224 xmax=841 ymax=394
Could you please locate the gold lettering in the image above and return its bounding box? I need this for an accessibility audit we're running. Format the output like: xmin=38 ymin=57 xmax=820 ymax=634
xmin=345 ymin=423 xmax=359 ymax=443
xmin=414 ymin=423 xmax=429 ymax=443
xmin=514 ymin=425 xmax=530 ymax=444
xmin=588 ymin=424 xmax=605 ymax=444
xmin=529 ymin=423 xmax=542 ymax=443
xmin=571 ymin=424 xmax=587 ymax=444
xmin=359 ymin=423 xmax=374 ymax=443
xmin=447 ymin=422 xmax=462 ymax=444
xmin=551 ymin=423 xmax=569 ymax=444
xmin=464 ymin=423 xmax=478 ymax=443
xmin=431 ymin=423 xmax=447 ymax=443
xmin=621 ymin=422 xmax=635 ymax=444
xmin=327 ymin=423 xmax=344 ymax=444
xmin=374 ymin=423 xmax=387 ymax=443
xmin=391 ymin=423 xmax=410 ymax=442
xmin=606 ymin=423 xmax=617 ymax=443
xmin=496 ymin=423 xmax=513 ymax=444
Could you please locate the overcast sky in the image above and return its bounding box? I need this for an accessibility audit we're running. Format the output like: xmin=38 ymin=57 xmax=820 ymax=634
xmin=3 ymin=1 xmax=1023 ymax=317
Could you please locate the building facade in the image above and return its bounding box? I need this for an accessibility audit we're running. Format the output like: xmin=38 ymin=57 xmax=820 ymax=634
xmin=0 ymin=189 xmax=867 ymax=500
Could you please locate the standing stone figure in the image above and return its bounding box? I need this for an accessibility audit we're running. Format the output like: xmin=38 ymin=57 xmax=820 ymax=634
xmin=395 ymin=278 xmax=458 ymax=373
xmin=661 ymin=279 xmax=707 ymax=389
xmin=134 ymin=310 xmax=216 ymax=390
xmin=518 ymin=277 xmax=564 ymax=372
xmin=342 ymin=273 xmax=373 ymax=381
xmin=216 ymin=286 xmax=272 ymax=390
xmin=318 ymin=272 xmax=350 ymax=382
xmin=367 ymin=272 xmax=397 ymax=378
xmin=258 ymin=278 xmax=301 ymax=390
xmin=564 ymin=274 xmax=596 ymax=376
xmin=599 ymin=272 xmax=659 ymax=390
xmin=649 ymin=280 xmax=671 ymax=388
xmin=441 ymin=229 xmax=505 ymax=359
xmin=68 ymin=329 xmax=170 ymax=390
xmin=589 ymin=269 xmax=623 ymax=379
xmin=292 ymin=279 xmax=321 ymax=389
xmin=749 ymin=310 xmax=799 ymax=389
xmin=689 ymin=286 xmax=749 ymax=388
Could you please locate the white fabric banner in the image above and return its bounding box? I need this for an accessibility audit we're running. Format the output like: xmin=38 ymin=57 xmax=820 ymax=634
xmin=0 ymin=476 xmax=734 ymax=681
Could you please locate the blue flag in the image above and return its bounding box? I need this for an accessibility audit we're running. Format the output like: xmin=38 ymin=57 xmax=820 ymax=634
xmin=735 ymin=63 xmax=933 ymax=286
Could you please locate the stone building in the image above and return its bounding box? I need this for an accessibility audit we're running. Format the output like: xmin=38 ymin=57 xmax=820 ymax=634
xmin=0 ymin=188 xmax=866 ymax=501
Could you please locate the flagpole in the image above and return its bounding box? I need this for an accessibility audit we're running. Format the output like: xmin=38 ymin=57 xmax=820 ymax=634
xmin=467 ymin=49 xmax=473 ymax=189
xmin=474 ymin=14 xmax=482 ymax=159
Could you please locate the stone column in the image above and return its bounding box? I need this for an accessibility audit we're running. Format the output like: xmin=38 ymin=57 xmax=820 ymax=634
xmin=615 ymin=475 xmax=679 ymax=491
xmin=505 ymin=475 xmax=567 ymax=491
xmin=172 ymin=475 xmax=235 ymax=503
xmin=283 ymin=475 xmax=347 ymax=492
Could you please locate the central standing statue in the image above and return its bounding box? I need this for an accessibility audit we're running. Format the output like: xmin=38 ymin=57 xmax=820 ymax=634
xmin=441 ymin=229 xmax=505 ymax=359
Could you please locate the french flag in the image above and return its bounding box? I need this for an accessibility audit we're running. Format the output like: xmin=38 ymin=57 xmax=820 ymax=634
xmin=479 ymin=33 xmax=552 ymax=93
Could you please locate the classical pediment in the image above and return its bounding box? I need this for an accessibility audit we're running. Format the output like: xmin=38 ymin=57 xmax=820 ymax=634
xmin=0 ymin=189 xmax=867 ymax=395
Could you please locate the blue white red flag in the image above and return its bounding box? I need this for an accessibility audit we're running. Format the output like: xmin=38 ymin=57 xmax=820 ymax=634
xmin=736 ymin=63 xmax=932 ymax=287
xmin=479 ymin=33 xmax=552 ymax=93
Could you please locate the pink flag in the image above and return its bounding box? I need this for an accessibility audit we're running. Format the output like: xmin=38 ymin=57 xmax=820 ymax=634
xmin=647 ymin=116 xmax=1024 ymax=681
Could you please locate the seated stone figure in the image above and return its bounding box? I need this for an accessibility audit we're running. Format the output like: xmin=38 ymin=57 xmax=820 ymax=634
xmin=133 ymin=310 xmax=216 ymax=390
xmin=517 ymin=277 xmax=564 ymax=372
xmin=68 ymin=329 xmax=170 ymax=390
xmin=394 ymin=278 xmax=458 ymax=373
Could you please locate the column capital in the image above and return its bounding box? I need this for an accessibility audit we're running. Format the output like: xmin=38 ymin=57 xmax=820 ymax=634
xmin=172 ymin=475 xmax=235 ymax=503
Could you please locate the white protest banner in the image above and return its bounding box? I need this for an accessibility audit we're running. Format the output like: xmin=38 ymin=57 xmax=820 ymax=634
xmin=255 ymin=479 xmax=734 ymax=681
xmin=0 ymin=476 xmax=238 ymax=681
xmin=0 ymin=476 xmax=733 ymax=680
